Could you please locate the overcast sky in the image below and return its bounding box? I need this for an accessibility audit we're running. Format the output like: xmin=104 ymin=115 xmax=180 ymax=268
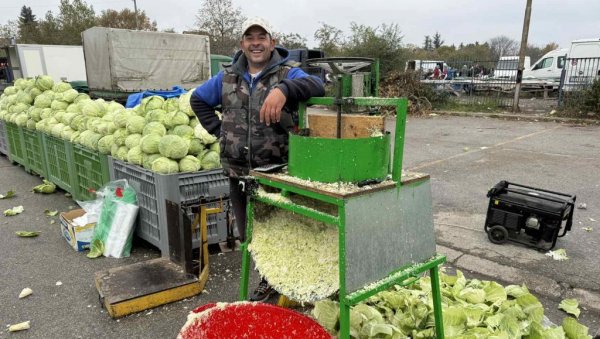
xmin=1 ymin=0 xmax=598 ymax=52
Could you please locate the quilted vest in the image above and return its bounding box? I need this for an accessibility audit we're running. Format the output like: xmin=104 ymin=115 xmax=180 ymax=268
xmin=219 ymin=62 xmax=296 ymax=177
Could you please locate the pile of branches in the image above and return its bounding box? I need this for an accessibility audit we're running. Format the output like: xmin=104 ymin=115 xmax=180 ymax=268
xmin=379 ymin=71 xmax=435 ymax=115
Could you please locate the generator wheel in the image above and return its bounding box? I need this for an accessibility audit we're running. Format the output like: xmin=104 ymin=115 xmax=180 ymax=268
xmin=488 ymin=225 xmax=509 ymax=244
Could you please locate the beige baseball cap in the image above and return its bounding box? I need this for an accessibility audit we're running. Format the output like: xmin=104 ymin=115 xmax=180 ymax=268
xmin=241 ymin=17 xmax=273 ymax=37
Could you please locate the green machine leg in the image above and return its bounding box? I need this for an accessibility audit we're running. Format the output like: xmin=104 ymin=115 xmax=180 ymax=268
xmin=239 ymin=199 xmax=254 ymax=301
xmin=431 ymin=265 xmax=445 ymax=338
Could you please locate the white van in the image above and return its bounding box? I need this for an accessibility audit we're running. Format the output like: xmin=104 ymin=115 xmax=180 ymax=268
xmin=494 ymin=56 xmax=531 ymax=80
xmin=562 ymin=38 xmax=600 ymax=90
xmin=523 ymin=48 xmax=568 ymax=83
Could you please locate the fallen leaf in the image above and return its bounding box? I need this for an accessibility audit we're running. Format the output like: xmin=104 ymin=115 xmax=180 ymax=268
xmin=65 ymin=193 xmax=72 ymax=198
xmin=463 ymin=147 xmax=470 ymax=152
xmin=49 ymin=220 xmax=56 ymax=225
xmin=545 ymin=248 xmax=568 ymax=261
xmin=4 ymin=205 xmax=24 ymax=216
xmin=8 ymin=321 xmax=30 ymax=332
xmin=0 ymin=190 xmax=15 ymax=199
xmin=577 ymin=203 xmax=587 ymax=209
xmin=558 ymin=298 xmax=581 ymax=318
xmin=589 ymin=218 xmax=596 ymax=222
xmin=55 ymin=281 xmax=62 ymax=286
xmin=16 ymin=231 xmax=40 ymax=237
xmin=32 ymin=180 xmax=56 ymax=194
xmin=582 ymin=227 xmax=593 ymax=232
xmin=19 ymin=288 xmax=33 ymax=299
xmin=44 ymin=209 xmax=59 ymax=216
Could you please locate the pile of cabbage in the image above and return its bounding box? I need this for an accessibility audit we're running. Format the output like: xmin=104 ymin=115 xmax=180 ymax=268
xmin=249 ymin=203 xmax=339 ymax=302
xmin=0 ymin=77 xmax=220 ymax=174
xmin=313 ymin=270 xmax=593 ymax=339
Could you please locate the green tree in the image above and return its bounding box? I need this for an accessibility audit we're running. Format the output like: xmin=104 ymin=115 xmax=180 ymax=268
xmin=432 ymin=32 xmax=444 ymax=49
xmin=423 ymin=35 xmax=432 ymax=51
xmin=18 ymin=6 xmax=39 ymax=43
xmin=37 ymin=11 xmax=62 ymax=45
xmin=276 ymin=32 xmax=307 ymax=49
xmin=56 ymin=0 xmax=96 ymax=44
xmin=97 ymin=8 xmax=157 ymax=31
xmin=195 ymin=0 xmax=246 ymax=56
xmin=342 ymin=22 xmax=404 ymax=75
xmin=314 ymin=22 xmax=343 ymax=56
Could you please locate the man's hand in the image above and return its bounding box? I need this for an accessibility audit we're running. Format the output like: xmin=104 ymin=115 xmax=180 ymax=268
xmin=260 ymin=87 xmax=286 ymax=126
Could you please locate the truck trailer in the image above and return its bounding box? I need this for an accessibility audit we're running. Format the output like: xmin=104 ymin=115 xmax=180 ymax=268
xmin=1 ymin=43 xmax=87 ymax=90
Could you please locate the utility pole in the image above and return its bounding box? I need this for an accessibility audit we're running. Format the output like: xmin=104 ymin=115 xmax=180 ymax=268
xmin=133 ymin=0 xmax=138 ymax=30
xmin=513 ymin=0 xmax=532 ymax=112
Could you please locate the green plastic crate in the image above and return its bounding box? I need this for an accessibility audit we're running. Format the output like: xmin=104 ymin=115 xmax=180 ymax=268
xmin=22 ymin=128 xmax=47 ymax=177
xmin=5 ymin=122 xmax=28 ymax=169
xmin=72 ymin=144 xmax=110 ymax=201
xmin=0 ymin=120 xmax=8 ymax=156
xmin=42 ymin=134 xmax=75 ymax=193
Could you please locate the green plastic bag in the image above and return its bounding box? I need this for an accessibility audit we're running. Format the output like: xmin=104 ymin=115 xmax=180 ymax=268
xmin=87 ymin=180 xmax=138 ymax=258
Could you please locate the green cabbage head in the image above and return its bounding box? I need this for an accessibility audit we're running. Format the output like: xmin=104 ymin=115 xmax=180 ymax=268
xmin=158 ymin=135 xmax=189 ymax=159
xmin=151 ymin=157 xmax=179 ymax=174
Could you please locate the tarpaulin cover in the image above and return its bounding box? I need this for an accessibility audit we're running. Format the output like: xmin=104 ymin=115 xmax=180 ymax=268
xmin=82 ymin=27 xmax=210 ymax=92
xmin=125 ymin=86 xmax=187 ymax=108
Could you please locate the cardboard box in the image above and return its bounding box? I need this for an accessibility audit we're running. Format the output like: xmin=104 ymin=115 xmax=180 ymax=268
xmin=60 ymin=209 xmax=95 ymax=251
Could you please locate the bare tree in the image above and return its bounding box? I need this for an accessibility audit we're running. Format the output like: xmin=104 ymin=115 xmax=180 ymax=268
xmin=195 ymin=0 xmax=246 ymax=56
xmin=0 ymin=20 xmax=19 ymax=39
xmin=488 ymin=35 xmax=518 ymax=60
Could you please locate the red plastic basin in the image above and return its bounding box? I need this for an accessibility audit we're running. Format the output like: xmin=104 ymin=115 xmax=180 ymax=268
xmin=178 ymin=302 xmax=332 ymax=339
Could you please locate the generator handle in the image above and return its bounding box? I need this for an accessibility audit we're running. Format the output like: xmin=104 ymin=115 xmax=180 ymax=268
xmin=503 ymin=188 xmax=575 ymax=205
xmin=503 ymin=181 xmax=576 ymax=201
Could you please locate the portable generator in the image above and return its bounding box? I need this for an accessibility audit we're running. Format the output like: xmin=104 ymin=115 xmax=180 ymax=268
xmin=484 ymin=181 xmax=576 ymax=251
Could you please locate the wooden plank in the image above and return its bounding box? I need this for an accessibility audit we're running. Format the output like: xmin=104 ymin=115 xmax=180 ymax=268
xmin=95 ymin=258 xmax=198 ymax=305
xmin=307 ymin=113 xmax=385 ymax=139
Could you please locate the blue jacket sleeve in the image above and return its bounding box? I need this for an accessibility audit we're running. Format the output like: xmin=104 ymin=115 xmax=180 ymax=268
xmin=192 ymin=71 xmax=224 ymax=107
xmin=276 ymin=68 xmax=325 ymax=108
xmin=190 ymin=72 xmax=224 ymax=137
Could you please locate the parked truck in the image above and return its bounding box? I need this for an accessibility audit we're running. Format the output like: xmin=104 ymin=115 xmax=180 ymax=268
xmin=0 ymin=43 xmax=87 ymax=91
xmin=493 ymin=56 xmax=531 ymax=80
xmin=561 ymin=38 xmax=600 ymax=91
xmin=82 ymin=27 xmax=211 ymax=102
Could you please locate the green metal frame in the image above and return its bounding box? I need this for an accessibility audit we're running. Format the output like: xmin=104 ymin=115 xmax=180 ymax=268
xmin=239 ymin=97 xmax=445 ymax=338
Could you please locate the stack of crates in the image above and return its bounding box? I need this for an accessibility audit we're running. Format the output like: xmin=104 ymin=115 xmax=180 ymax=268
xmin=108 ymin=157 xmax=230 ymax=255
xmin=5 ymin=122 xmax=27 ymax=169
xmin=42 ymin=134 xmax=75 ymax=192
xmin=21 ymin=128 xmax=47 ymax=177
xmin=0 ymin=120 xmax=8 ymax=156
xmin=71 ymin=144 xmax=110 ymax=201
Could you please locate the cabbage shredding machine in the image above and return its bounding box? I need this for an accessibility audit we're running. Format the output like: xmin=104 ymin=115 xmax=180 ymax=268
xmin=239 ymin=58 xmax=447 ymax=338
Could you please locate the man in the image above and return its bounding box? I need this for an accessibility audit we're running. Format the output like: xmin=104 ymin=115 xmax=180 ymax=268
xmin=190 ymin=17 xmax=325 ymax=301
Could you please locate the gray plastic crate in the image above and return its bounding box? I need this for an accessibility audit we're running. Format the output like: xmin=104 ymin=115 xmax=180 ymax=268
xmin=108 ymin=157 xmax=230 ymax=255
xmin=0 ymin=120 xmax=7 ymax=156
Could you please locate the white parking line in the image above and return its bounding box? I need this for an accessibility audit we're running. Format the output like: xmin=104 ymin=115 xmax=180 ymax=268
xmin=409 ymin=125 xmax=562 ymax=171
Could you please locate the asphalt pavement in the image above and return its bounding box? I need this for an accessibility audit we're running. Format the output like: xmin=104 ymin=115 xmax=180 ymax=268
xmin=1 ymin=114 xmax=599 ymax=338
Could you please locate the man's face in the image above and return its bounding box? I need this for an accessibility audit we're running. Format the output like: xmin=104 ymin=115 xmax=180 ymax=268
xmin=240 ymin=26 xmax=275 ymax=70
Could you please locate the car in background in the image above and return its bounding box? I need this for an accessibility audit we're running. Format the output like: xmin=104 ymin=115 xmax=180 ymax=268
xmin=494 ymin=56 xmax=531 ymax=80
